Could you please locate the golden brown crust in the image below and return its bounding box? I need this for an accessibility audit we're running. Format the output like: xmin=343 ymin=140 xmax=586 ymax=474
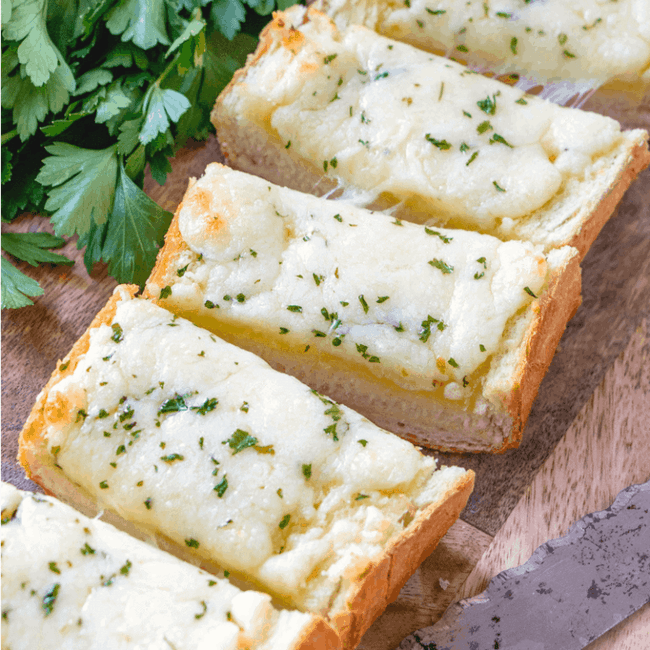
xmin=567 ymin=138 xmax=650 ymax=260
xmin=18 ymin=285 xmax=141 ymax=479
xmin=144 ymin=193 xmax=192 ymax=300
xmin=493 ymin=249 xmax=582 ymax=454
xmin=331 ymin=470 xmax=475 ymax=648
xmin=291 ymin=616 xmax=341 ymax=650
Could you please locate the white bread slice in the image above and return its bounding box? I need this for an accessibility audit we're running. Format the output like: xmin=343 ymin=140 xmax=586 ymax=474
xmin=0 ymin=481 xmax=335 ymax=650
xmin=313 ymin=0 xmax=650 ymax=86
xmin=17 ymin=286 xmax=475 ymax=649
xmin=144 ymin=163 xmax=582 ymax=453
xmin=212 ymin=6 xmax=650 ymax=259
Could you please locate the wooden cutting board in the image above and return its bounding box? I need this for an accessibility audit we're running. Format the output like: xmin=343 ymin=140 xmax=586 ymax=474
xmin=2 ymin=94 xmax=649 ymax=647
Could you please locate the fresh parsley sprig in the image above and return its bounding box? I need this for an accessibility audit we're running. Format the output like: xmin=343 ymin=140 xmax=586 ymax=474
xmin=1 ymin=0 xmax=295 ymax=309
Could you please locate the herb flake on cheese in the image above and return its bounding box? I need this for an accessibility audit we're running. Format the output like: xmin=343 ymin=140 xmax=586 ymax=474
xmin=428 ymin=259 xmax=454 ymax=274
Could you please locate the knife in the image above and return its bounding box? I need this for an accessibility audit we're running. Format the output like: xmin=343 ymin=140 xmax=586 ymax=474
xmin=398 ymin=479 xmax=650 ymax=650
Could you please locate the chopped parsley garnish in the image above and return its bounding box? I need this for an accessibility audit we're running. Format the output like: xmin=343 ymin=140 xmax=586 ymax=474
xmin=287 ymin=305 xmax=302 ymax=313
xmin=185 ymin=538 xmax=200 ymax=549
xmin=333 ymin=213 xmax=342 ymax=222
xmin=49 ymin=562 xmax=60 ymax=574
xmin=302 ymin=464 xmax=312 ymax=479
xmin=510 ymin=37 xmax=518 ymax=55
xmin=425 ymin=134 xmax=452 ymax=150
xmin=99 ymin=481 xmax=109 ymax=489
xmin=355 ymin=494 xmax=369 ymax=500
xmin=438 ymin=81 xmax=445 ymax=101
xmin=358 ymin=294 xmax=369 ymax=313
xmin=223 ymin=294 xmax=231 ymax=301
xmin=448 ymin=358 xmax=459 ymax=368
xmin=277 ymin=488 xmax=283 ymax=498
xmin=456 ymin=44 xmax=468 ymax=52
xmin=76 ymin=409 xmax=87 ymax=423
xmin=313 ymin=273 xmax=324 ymax=286
xmin=358 ymin=439 xmax=368 ymax=447
xmin=524 ymin=286 xmax=538 ymax=298
xmin=323 ymin=54 xmax=337 ymax=64
xmin=480 ymin=344 xmax=486 ymax=352
xmin=42 ymin=583 xmax=60 ymax=616
xmin=279 ymin=515 xmax=291 ymax=529
xmin=111 ymin=323 xmax=124 ymax=343
xmin=359 ymin=139 xmax=370 ymax=147
xmin=214 ymin=476 xmax=228 ymax=497
xmin=460 ymin=142 xmax=470 ymax=153
xmin=374 ymin=71 xmax=389 ymax=80
xmin=377 ymin=296 xmax=389 ymax=303
xmin=224 ymin=429 xmax=274 ymax=455
xmin=425 ymin=7 xmax=446 ymax=14
xmin=158 ymin=394 xmax=188 ymax=414
xmin=195 ymin=398 xmax=218 ymax=416
xmin=558 ymin=33 xmax=568 ymax=46
xmin=496 ymin=11 xmax=512 ymax=18
xmin=360 ymin=111 xmax=370 ymax=124
xmin=116 ymin=445 xmax=126 ymax=456
xmin=236 ymin=293 xmax=245 ymax=303
xmin=195 ymin=601 xmax=208 ymax=620
xmin=144 ymin=498 xmax=152 ymax=509
xmin=563 ymin=50 xmax=576 ymax=59
xmin=204 ymin=300 xmax=216 ymax=309
xmin=393 ymin=218 xmax=403 ymax=226
xmin=312 ymin=330 xmax=327 ymax=337
xmin=477 ymin=257 xmax=487 ymax=268
xmin=477 ymin=94 xmax=498 ymax=115
xmin=477 ymin=120 xmax=493 ymax=134
xmin=59 ymin=361 xmax=69 ymax=371
xmin=97 ymin=409 xmax=109 ymax=419
xmin=279 ymin=327 xmax=289 ymax=334
xmin=515 ymin=97 xmax=528 ymax=105
xmin=493 ymin=181 xmax=506 ymax=192
xmin=466 ymin=151 xmax=479 ymax=166
xmin=80 ymin=543 xmax=95 ymax=555
xmin=419 ymin=315 xmax=446 ymax=342
xmin=463 ymin=110 xmax=472 ymax=118
xmin=394 ymin=322 xmax=405 ymax=332
xmin=120 ymin=560 xmax=132 ymax=576
xmin=490 ymin=134 xmax=513 ymax=148
xmin=285 ymin=141 xmax=291 ymax=149
xmin=240 ymin=401 xmax=249 ymax=413
xmin=160 ymin=454 xmax=184 ymax=463
xmin=424 ymin=228 xmax=452 ymax=243
xmin=428 ymin=258 xmax=454 ymax=274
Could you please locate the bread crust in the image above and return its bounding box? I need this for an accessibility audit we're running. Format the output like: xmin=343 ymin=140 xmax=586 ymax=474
xmin=17 ymin=286 xmax=474 ymax=649
xmin=212 ymin=8 xmax=650 ymax=261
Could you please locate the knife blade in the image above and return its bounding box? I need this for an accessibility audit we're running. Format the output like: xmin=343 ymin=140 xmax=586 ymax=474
xmin=398 ymin=479 xmax=650 ymax=650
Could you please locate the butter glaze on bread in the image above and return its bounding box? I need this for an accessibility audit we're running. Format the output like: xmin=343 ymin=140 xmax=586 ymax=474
xmin=212 ymin=6 xmax=650 ymax=259
xmin=144 ymin=164 xmax=582 ymax=453
xmin=18 ymin=287 xmax=474 ymax=649
xmin=1 ymin=481 xmax=335 ymax=650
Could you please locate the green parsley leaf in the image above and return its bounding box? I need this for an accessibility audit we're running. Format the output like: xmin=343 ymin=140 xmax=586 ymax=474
xmin=185 ymin=538 xmax=200 ymax=548
xmin=279 ymin=514 xmax=291 ymax=529
xmin=358 ymin=294 xmax=369 ymax=313
xmin=2 ymin=232 xmax=74 ymax=266
xmin=428 ymin=258 xmax=454 ymax=274
xmin=424 ymin=228 xmax=452 ymax=243
xmin=101 ymin=163 xmax=173 ymax=285
xmin=160 ymin=453 xmax=184 ymax=463
xmin=224 ymin=429 xmax=257 ymax=454
xmin=42 ymin=583 xmax=60 ymax=616
xmin=302 ymin=464 xmax=312 ymax=479
xmin=105 ymin=0 xmax=171 ymax=50
xmin=214 ymin=475 xmax=228 ymax=497
xmin=524 ymin=286 xmax=538 ymax=298
xmin=37 ymin=144 xmax=119 ymax=238
xmin=477 ymin=121 xmax=492 ymax=134
xmin=210 ymin=0 xmax=246 ymax=40
xmin=1 ymin=258 xmax=44 ymax=309
xmin=425 ymin=134 xmax=452 ymax=150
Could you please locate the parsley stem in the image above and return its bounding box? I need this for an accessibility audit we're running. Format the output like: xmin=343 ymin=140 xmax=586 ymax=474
xmin=1 ymin=129 xmax=17 ymax=146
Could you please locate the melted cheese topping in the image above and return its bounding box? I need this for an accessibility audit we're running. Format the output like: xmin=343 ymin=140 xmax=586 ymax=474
xmin=0 ymin=482 xmax=313 ymax=650
xmin=319 ymin=0 xmax=650 ymax=83
xmin=224 ymin=7 xmax=625 ymax=231
xmin=154 ymin=164 xmax=546 ymax=400
xmin=40 ymin=294 xmax=468 ymax=612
